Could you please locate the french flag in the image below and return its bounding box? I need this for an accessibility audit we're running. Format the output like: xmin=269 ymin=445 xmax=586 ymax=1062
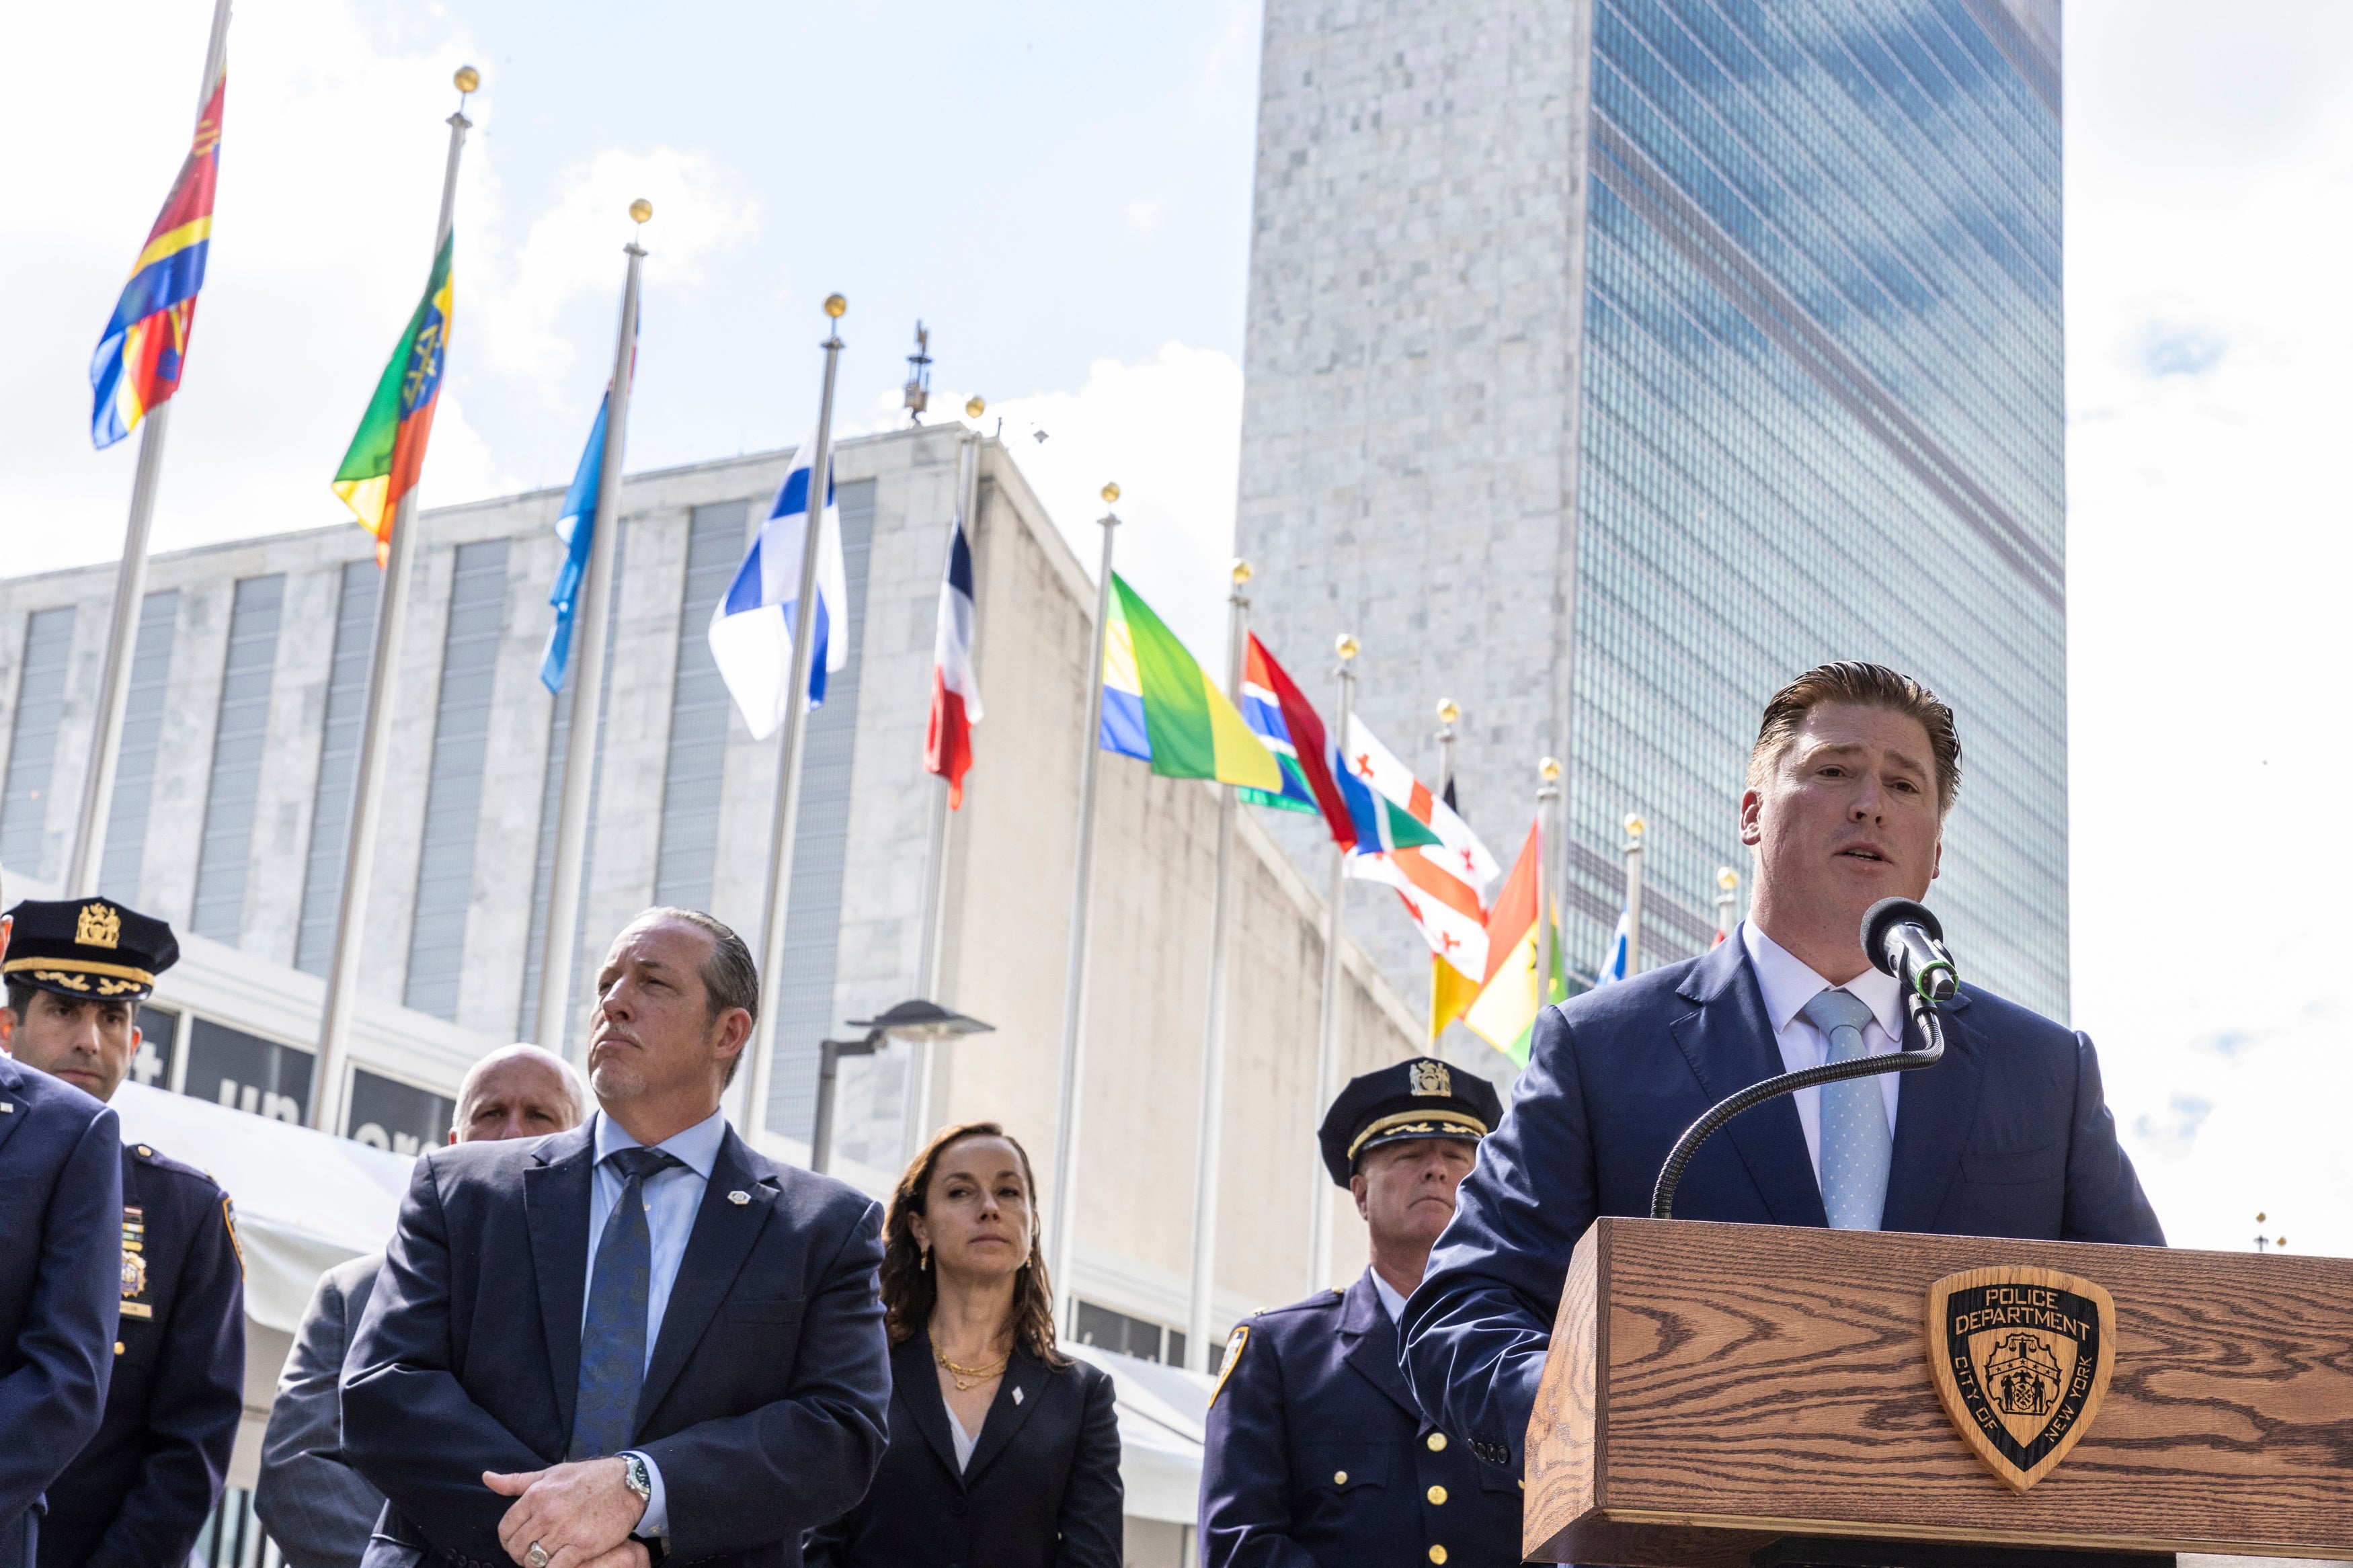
xmin=924 ymin=509 xmax=984 ymax=807
xmin=709 ymin=423 xmax=849 ymax=740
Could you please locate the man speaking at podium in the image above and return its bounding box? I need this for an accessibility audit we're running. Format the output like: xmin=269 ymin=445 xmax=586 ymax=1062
xmin=1399 ymin=662 xmax=2162 ymax=1475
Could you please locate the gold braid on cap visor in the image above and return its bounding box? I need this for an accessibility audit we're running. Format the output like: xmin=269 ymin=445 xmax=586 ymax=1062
xmin=1345 ymin=1109 xmax=1489 ymax=1162
xmin=4 ymin=956 xmax=157 ymax=987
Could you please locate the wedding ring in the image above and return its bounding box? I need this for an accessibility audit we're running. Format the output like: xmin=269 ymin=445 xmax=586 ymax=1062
xmin=528 ymin=1544 xmax=550 ymax=1568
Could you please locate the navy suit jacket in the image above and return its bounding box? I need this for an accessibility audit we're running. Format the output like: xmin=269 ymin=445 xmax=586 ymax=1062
xmin=1199 ymin=1272 xmax=1525 ymax=1568
xmin=342 ymin=1119 xmax=891 ymax=1568
xmin=40 ymin=1141 xmax=245 ymax=1568
xmin=1400 ymin=934 xmax=2163 ymax=1473
xmin=805 ymin=1336 xmax=1123 ymax=1568
xmin=0 ymin=1056 xmax=123 ymax=1568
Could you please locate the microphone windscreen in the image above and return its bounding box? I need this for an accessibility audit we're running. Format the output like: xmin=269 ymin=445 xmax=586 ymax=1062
xmin=1860 ymin=897 xmax=1941 ymax=977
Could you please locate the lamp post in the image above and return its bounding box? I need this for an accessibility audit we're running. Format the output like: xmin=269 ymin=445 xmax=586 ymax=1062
xmin=814 ymin=1000 xmax=994 ymax=1175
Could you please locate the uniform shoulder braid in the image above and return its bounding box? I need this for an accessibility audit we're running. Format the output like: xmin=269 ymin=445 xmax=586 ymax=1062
xmin=1254 ymin=1287 xmax=1347 ymax=1321
xmin=128 ymin=1140 xmax=225 ymax=1192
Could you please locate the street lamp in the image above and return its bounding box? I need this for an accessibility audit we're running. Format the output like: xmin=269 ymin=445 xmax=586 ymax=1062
xmin=813 ymin=1000 xmax=994 ymax=1175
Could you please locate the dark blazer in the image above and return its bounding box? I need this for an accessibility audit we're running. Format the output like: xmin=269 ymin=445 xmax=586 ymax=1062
xmin=255 ymin=1251 xmax=386 ymax=1568
xmin=0 ymin=1058 xmax=123 ymax=1568
xmin=1401 ymin=934 xmax=2163 ymax=1473
xmin=41 ymin=1141 xmax=245 ymax=1568
xmin=1200 ymin=1272 xmax=1524 ymax=1568
xmin=805 ymin=1335 xmax=1122 ymax=1568
xmin=342 ymin=1120 xmax=891 ymax=1568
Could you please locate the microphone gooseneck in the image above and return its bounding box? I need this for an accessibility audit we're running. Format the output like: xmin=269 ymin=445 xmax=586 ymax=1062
xmin=1648 ymin=901 xmax=1956 ymax=1221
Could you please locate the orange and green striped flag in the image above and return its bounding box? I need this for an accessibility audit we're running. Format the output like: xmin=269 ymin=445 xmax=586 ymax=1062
xmin=333 ymin=231 xmax=452 ymax=562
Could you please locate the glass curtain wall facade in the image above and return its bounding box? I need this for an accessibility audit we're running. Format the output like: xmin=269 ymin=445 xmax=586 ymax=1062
xmin=1564 ymin=0 xmax=2066 ymax=1014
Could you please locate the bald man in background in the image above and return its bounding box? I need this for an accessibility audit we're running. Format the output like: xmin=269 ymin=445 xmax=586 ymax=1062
xmin=256 ymin=1048 xmax=586 ymax=1568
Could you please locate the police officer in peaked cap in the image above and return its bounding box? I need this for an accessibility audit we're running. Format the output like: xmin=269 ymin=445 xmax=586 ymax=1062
xmin=1199 ymin=1057 xmax=1529 ymax=1568
xmin=1 ymin=898 xmax=243 ymax=1568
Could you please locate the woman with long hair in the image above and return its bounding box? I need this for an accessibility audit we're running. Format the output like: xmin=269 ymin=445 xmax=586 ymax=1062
xmin=807 ymin=1121 xmax=1122 ymax=1567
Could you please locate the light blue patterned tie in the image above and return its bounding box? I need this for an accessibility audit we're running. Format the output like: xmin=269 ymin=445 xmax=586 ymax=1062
xmin=569 ymin=1145 xmax=682 ymax=1459
xmin=1802 ymin=988 xmax=1890 ymax=1231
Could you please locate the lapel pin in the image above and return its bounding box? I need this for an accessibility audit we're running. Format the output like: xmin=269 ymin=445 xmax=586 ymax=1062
xmin=727 ymin=1190 xmax=750 ymax=1205
xmin=0 ymin=1102 xmax=13 ymax=1112
xmin=1012 ymin=1385 xmax=1024 ymax=1405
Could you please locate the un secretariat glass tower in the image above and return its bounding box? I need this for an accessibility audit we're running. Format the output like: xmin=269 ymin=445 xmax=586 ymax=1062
xmin=1236 ymin=0 xmax=2069 ymax=1020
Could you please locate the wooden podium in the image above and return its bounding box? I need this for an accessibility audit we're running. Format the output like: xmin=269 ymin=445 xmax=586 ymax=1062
xmin=1524 ymin=1219 xmax=2353 ymax=1566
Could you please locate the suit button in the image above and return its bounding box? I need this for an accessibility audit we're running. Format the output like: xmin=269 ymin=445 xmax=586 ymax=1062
xmin=1425 ymin=1432 xmax=1447 ymax=1452
xmin=1429 ymin=1548 xmax=1447 ymax=1565
xmin=114 ymin=1342 xmax=124 ymax=1356
xmin=1332 ymin=1470 xmax=1347 ymax=1485
xmin=1427 ymin=1485 xmax=1447 ymax=1505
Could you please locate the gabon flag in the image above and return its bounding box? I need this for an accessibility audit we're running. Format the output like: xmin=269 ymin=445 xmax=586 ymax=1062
xmin=1458 ymin=824 xmax=1566 ymax=1066
xmin=1099 ymin=575 xmax=1281 ymax=792
xmin=333 ymin=232 xmax=454 ymax=563
xmin=91 ymin=75 xmax=226 ymax=448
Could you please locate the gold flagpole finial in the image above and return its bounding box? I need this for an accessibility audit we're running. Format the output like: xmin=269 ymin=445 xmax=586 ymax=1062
xmin=824 ymin=294 xmax=848 ymax=319
xmin=965 ymin=395 xmax=987 ymax=419
xmin=629 ymin=198 xmax=653 ymax=225
xmin=454 ymin=65 xmax=480 ymax=95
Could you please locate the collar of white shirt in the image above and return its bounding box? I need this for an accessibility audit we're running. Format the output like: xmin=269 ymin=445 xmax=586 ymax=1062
xmin=1368 ymin=1268 xmax=1408 ymax=1323
xmin=1739 ymin=920 xmax=1904 ymax=1044
xmin=591 ymin=1104 xmax=729 ymax=1178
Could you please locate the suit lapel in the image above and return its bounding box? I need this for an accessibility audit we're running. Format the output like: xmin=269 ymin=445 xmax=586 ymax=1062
xmin=634 ymin=1129 xmax=774 ymax=1432
xmin=524 ymin=1124 xmax=597 ymax=1438
xmin=1880 ymin=989 xmax=1982 ymax=1235
xmin=0 ymin=1059 xmax=32 ymax=1162
xmin=1669 ymin=938 xmax=1829 ymax=1228
xmin=962 ymin=1345 xmax=1049 ymax=1485
xmin=1336 ymin=1274 xmax=1423 ymax=1423
xmin=893 ymin=1335 xmax=965 ymax=1485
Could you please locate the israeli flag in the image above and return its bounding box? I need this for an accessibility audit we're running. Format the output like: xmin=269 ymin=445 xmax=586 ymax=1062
xmin=709 ymin=424 xmax=849 ymax=740
xmin=1595 ymin=904 xmax=1632 ymax=987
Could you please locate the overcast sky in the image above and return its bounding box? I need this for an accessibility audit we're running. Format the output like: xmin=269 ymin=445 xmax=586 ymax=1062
xmin=10 ymin=2 xmax=2350 ymax=1257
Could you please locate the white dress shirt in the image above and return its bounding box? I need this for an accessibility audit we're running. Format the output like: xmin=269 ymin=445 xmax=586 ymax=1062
xmin=1738 ymin=921 xmax=1905 ymax=1185
xmin=584 ymin=1106 xmax=729 ymax=1538
xmin=1368 ymin=1268 xmax=1408 ymax=1324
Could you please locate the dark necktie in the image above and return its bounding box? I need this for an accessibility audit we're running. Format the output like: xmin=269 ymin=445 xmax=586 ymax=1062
xmin=569 ymin=1145 xmax=685 ymax=1459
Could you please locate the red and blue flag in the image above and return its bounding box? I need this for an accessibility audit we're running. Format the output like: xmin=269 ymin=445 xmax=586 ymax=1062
xmin=91 ymin=75 xmax=225 ymax=449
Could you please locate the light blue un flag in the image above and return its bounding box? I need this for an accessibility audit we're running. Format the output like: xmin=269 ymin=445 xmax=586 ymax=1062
xmin=541 ymin=391 xmax=612 ymax=693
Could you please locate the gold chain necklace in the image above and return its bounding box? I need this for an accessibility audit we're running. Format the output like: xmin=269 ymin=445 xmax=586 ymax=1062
xmin=932 ymin=1337 xmax=1010 ymax=1391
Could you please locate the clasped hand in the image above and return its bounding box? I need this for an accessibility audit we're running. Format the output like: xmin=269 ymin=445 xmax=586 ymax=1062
xmin=485 ymin=1459 xmax=649 ymax=1568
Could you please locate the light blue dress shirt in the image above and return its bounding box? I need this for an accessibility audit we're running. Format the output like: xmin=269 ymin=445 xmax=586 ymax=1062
xmin=586 ymin=1106 xmax=729 ymax=1539
xmin=1739 ymin=921 xmax=1905 ymax=1183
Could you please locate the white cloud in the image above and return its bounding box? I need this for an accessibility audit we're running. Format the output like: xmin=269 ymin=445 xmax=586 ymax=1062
xmin=478 ymin=145 xmax=760 ymax=387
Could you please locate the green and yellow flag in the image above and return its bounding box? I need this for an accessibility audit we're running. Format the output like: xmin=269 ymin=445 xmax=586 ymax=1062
xmin=1098 ymin=573 xmax=1281 ymax=790
xmin=333 ymin=232 xmax=453 ymax=562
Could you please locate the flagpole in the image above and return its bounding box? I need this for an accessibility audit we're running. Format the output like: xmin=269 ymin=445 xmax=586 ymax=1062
xmin=1714 ymin=866 xmax=1741 ymax=943
xmin=1046 ymin=482 xmax=1122 ymax=1327
xmin=1304 ymin=632 xmax=1358 ymax=1295
xmin=1184 ymin=558 xmax=1252 ymax=1372
xmin=530 ymin=206 xmax=649 ymax=1061
xmin=1536 ymin=757 xmax=1560 ymax=1008
xmin=906 ymin=426 xmax=983 ymax=1157
xmin=311 ymin=72 xmax=475 ymax=1136
xmin=1434 ymin=698 xmax=1458 ymax=814
xmin=741 ymin=295 xmax=848 ymax=1148
xmin=1622 ymin=811 xmax=1646 ymax=977
xmin=65 ymin=0 xmax=234 ymax=897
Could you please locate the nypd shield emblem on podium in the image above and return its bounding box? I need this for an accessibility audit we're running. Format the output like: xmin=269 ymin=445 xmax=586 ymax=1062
xmin=1925 ymin=1266 xmax=2116 ymax=1491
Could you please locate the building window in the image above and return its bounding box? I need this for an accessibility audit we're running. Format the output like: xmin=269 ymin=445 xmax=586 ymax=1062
xmin=517 ymin=524 xmax=627 ymax=1040
xmin=1074 ymin=1300 xmax=1189 ymax=1369
xmin=406 ymin=539 xmax=509 ymax=1020
xmin=130 ymin=1003 xmax=180 ymax=1092
xmin=348 ymin=1067 xmax=456 ymax=1156
xmin=295 ymin=561 xmax=382 ymax=975
xmin=0 ymin=606 xmax=77 ymax=879
xmin=193 ymin=575 xmax=287 ymax=943
xmin=651 ymin=501 xmax=747 ymax=911
xmin=97 ymin=590 xmax=179 ymax=903
xmin=185 ymin=1016 xmax=313 ymax=1124
xmin=765 ymin=479 xmax=875 ymax=1141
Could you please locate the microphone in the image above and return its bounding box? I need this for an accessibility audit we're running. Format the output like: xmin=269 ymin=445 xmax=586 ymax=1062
xmin=1861 ymin=897 xmax=1959 ymax=1004
xmin=1650 ymin=899 xmax=1960 ymax=1220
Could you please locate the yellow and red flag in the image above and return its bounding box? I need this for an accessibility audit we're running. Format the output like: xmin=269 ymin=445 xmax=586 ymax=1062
xmin=91 ymin=76 xmax=225 ymax=448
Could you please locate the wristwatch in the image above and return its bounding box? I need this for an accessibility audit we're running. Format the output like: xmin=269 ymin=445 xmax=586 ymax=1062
xmin=621 ymin=1452 xmax=653 ymax=1509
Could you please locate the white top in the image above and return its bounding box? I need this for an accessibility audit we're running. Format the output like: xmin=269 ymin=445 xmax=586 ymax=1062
xmin=1739 ymin=922 xmax=1905 ymax=1182
xmin=946 ymin=1403 xmax=978 ymax=1472
xmin=1368 ymin=1268 xmax=1408 ymax=1324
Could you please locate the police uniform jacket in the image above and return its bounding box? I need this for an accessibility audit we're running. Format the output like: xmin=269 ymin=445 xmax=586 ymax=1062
xmin=1199 ymin=1272 xmax=1525 ymax=1568
xmin=39 ymin=1142 xmax=245 ymax=1568
xmin=0 ymin=1057 xmax=122 ymax=1568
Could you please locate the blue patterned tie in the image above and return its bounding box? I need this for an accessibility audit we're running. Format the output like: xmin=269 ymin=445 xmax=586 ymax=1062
xmin=569 ymin=1145 xmax=684 ymax=1459
xmin=1802 ymin=988 xmax=1891 ymax=1231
